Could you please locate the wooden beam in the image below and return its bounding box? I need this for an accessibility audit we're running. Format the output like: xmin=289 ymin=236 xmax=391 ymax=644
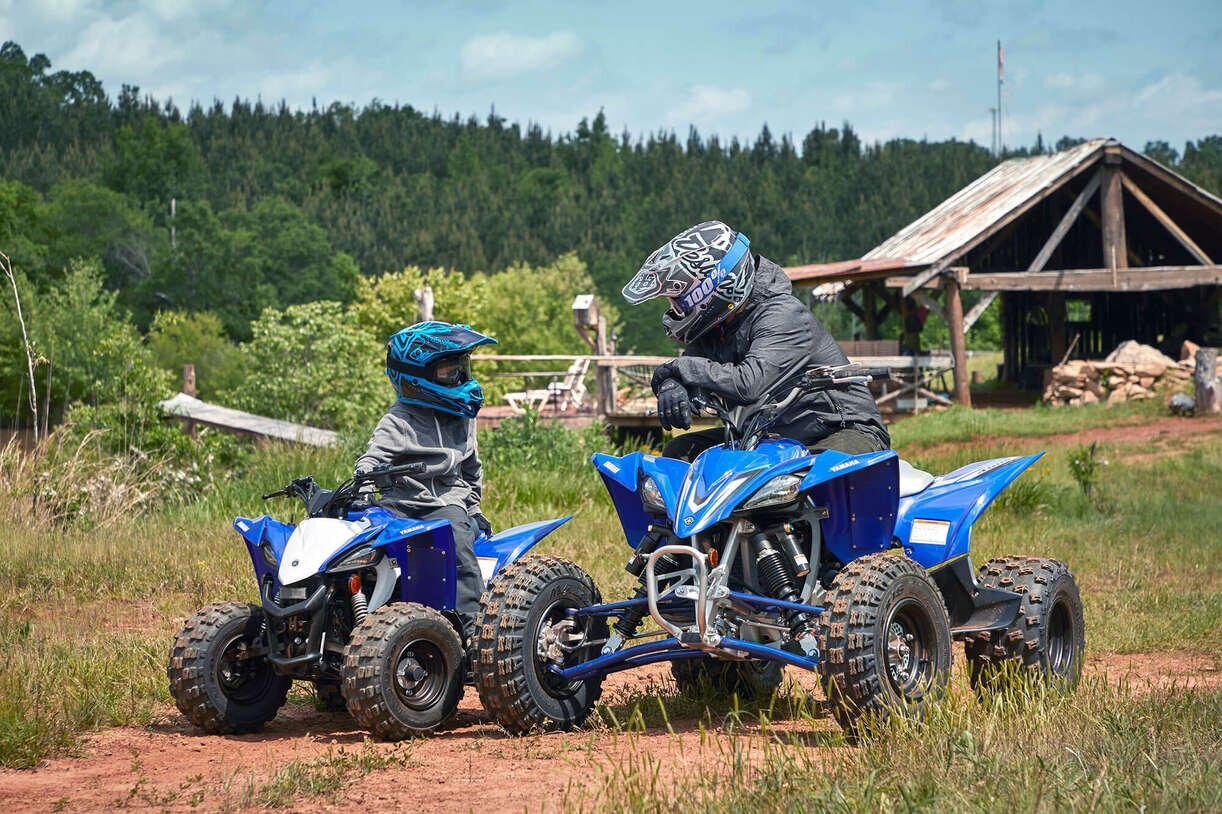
xmin=911 ymin=291 xmax=947 ymax=324
xmin=1028 ymin=170 xmax=1102 ymax=273
xmin=1101 ymin=164 xmax=1128 ymax=271
xmin=963 ymin=291 xmax=998 ymax=332
xmin=901 ymin=259 xmax=951 ymax=297
xmin=1082 ymin=207 xmax=1144 ymax=267
xmin=960 ymin=266 xmax=1222 ymax=292
xmin=1119 ymin=172 xmax=1214 ymax=265
xmin=943 ymin=275 xmax=971 ymax=406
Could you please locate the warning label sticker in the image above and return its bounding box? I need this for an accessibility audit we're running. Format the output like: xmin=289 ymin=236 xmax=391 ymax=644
xmin=909 ymin=519 xmax=951 ymax=545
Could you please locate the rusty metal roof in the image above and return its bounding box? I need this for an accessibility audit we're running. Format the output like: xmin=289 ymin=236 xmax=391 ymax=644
xmin=861 ymin=138 xmax=1110 ymax=268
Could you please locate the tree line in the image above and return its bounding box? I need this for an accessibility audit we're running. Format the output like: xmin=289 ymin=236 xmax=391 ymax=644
xmin=2 ymin=38 xmax=1221 ymax=430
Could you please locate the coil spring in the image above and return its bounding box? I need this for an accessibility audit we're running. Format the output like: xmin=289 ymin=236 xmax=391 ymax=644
xmin=350 ymin=590 xmax=368 ymax=626
xmin=614 ymin=553 xmax=682 ymax=638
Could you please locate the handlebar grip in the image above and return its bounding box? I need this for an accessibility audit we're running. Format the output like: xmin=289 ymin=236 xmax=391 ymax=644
xmin=261 ymin=489 xmax=286 ymax=500
xmin=858 ymin=368 xmax=893 ymax=381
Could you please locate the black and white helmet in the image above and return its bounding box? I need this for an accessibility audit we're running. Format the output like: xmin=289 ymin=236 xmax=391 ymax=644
xmin=622 ymin=221 xmax=755 ymax=344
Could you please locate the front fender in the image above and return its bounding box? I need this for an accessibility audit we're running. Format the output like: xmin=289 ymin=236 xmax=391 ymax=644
xmin=593 ymin=452 xmax=687 ymax=546
xmin=234 ymin=515 xmax=293 ymax=592
xmin=473 ymin=516 xmax=572 ymax=584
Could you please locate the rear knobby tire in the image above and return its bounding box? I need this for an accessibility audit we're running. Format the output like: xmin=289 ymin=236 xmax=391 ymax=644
xmin=474 ymin=556 xmax=608 ymax=734
xmin=341 ymin=603 xmax=465 ymax=739
xmin=168 ymin=602 xmax=291 ymax=735
xmin=965 ymin=556 xmax=1085 ymax=692
xmin=817 ymin=553 xmax=952 ymax=738
xmin=671 ymin=657 xmax=783 ymax=702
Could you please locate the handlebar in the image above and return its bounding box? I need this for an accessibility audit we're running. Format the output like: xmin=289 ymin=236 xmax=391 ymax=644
xmin=353 ymin=461 xmax=427 ymax=481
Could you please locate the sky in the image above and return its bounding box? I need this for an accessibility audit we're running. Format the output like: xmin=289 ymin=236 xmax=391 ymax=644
xmin=3 ymin=0 xmax=1220 ymax=152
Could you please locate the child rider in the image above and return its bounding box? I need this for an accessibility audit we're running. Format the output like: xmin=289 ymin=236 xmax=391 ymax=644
xmin=354 ymin=321 xmax=497 ymax=650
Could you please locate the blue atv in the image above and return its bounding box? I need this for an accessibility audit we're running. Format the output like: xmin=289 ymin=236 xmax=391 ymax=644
xmin=473 ymin=364 xmax=1085 ymax=737
xmin=168 ymin=462 xmax=570 ymax=739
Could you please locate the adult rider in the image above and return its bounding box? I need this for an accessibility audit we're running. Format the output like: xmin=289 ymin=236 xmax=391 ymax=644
xmin=622 ymin=221 xmax=890 ymax=460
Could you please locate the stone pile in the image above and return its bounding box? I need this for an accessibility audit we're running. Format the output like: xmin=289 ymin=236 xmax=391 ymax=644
xmin=1042 ymin=340 xmax=1217 ymax=407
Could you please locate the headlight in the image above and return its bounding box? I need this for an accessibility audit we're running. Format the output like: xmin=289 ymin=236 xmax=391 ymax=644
xmin=639 ymin=475 xmax=667 ymax=514
xmin=742 ymin=474 xmax=802 ymax=510
xmin=260 ymin=541 xmax=278 ymax=568
xmin=329 ymin=545 xmax=382 ymax=572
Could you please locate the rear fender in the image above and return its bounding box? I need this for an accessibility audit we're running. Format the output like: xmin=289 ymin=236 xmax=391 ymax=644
xmin=593 ymin=452 xmax=687 ymax=546
xmin=372 ymin=518 xmax=457 ymax=611
xmin=895 ymin=453 xmax=1043 ymax=570
xmin=800 ymin=450 xmax=900 ymax=564
xmin=233 ymin=515 xmax=293 ymax=591
xmin=473 ymin=516 xmax=573 ymax=584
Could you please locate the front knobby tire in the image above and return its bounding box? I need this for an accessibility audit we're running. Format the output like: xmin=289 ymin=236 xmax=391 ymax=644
xmin=474 ymin=556 xmax=608 ymax=734
xmin=965 ymin=556 xmax=1085 ymax=693
xmin=671 ymin=657 xmax=784 ymax=702
xmin=341 ymin=603 xmax=465 ymax=739
xmin=817 ymin=553 xmax=952 ymax=737
xmin=168 ymin=602 xmax=291 ymax=735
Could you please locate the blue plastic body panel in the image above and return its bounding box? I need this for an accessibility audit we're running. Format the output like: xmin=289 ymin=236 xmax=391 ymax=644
xmin=672 ymin=439 xmax=811 ymax=537
xmin=473 ymin=516 xmax=573 ymax=579
xmin=593 ymin=452 xmax=688 ymax=546
xmin=368 ymin=511 xmax=458 ymax=610
xmin=799 ymin=449 xmax=900 ymax=563
xmin=895 ymin=453 xmax=1042 ymax=569
xmin=234 ymin=515 xmax=293 ymax=591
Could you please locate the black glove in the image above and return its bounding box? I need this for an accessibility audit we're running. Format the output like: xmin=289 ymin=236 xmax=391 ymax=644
xmin=651 ymin=361 xmax=679 ymax=394
xmin=473 ymin=513 xmax=493 ymax=536
xmin=656 ymin=378 xmax=692 ymax=431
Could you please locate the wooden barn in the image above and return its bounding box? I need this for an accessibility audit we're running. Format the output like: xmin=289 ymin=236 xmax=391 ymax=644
xmin=785 ymin=138 xmax=1222 ymax=403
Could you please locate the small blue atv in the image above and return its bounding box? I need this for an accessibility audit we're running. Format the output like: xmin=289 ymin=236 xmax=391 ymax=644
xmin=472 ymin=364 xmax=1085 ymax=737
xmin=168 ymin=462 xmax=570 ymax=739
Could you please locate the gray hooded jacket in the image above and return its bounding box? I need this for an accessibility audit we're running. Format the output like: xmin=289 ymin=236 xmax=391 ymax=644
xmin=656 ymin=257 xmax=890 ymax=448
xmin=354 ymin=401 xmax=483 ymax=515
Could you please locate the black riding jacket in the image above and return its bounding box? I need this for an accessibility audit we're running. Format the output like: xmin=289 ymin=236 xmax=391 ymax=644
xmin=655 ymin=256 xmax=890 ymax=448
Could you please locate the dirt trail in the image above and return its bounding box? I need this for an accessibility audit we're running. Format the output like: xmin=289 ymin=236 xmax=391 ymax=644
xmin=0 ymin=653 xmax=1216 ymax=813
xmin=905 ymin=414 xmax=1222 ymax=459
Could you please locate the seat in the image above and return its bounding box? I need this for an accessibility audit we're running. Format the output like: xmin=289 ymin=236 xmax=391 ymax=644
xmin=898 ymin=460 xmax=936 ymax=497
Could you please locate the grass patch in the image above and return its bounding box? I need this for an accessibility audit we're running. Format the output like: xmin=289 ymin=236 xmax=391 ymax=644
xmin=577 ymin=680 xmax=1222 ymax=813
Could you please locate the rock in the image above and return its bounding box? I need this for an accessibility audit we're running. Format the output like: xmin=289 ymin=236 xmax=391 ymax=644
xmin=1139 ymin=376 xmax=1156 ymax=388
xmin=1081 ymin=390 xmax=1099 ymax=405
xmin=1105 ymin=340 xmax=1177 ymax=369
xmin=1168 ymin=392 xmax=1195 ymax=416
xmin=1134 ymin=361 xmax=1168 ymax=378
xmin=1181 ymin=339 xmax=1200 ymax=361
xmin=1126 ymin=383 xmax=1149 ymax=398
xmin=1056 ymin=385 xmax=1084 ymax=398
xmin=1107 ymin=387 xmax=1127 ymax=405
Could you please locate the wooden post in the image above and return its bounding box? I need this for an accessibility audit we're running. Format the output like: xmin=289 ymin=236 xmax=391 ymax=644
xmin=182 ymin=364 xmax=197 ymax=437
xmin=595 ymin=315 xmax=616 ymax=417
xmin=1101 ymin=157 xmax=1128 ymax=272
xmin=1047 ymin=293 xmax=1067 ymax=364
xmin=862 ymin=285 xmax=879 ymax=340
xmin=414 ymin=286 xmax=434 ymax=322
xmin=1195 ymin=347 xmax=1220 ymax=415
xmin=943 ymin=272 xmax=972 ymax=407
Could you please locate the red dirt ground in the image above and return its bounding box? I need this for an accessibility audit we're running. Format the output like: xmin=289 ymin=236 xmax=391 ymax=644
xmin=0 ymin=653 xmax=1216 ymax=814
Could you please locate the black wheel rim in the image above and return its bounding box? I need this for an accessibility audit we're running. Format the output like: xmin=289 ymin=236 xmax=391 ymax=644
xmin=1045 ymin=598 xmax=1076 ymax=676
xmin=883 ymin=598 xmax=937 ymax=699
xmin=216 ymin=632 xmax=276 ymax=704
xmin=392 ymin=639 xmax=448 ymax=711
xmin=532 ymin=598 xmax=587 ymax=698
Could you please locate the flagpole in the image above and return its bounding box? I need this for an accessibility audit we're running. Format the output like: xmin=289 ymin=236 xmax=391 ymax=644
xmin=997 ymin=40 xmax=1004 ymax=155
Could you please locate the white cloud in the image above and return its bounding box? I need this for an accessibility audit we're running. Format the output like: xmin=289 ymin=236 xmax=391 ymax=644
xmin=1045 ymin=72 xmax=1104 ymax=91
xmin=666 ymin=84 xmax=751 ymax=129
xmin=59 ymin=13 xmax=181 ymax=75
xmin=460 ymin=31 xmax=581 ymax=80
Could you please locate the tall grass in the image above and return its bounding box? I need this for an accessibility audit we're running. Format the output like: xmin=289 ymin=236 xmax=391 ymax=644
xmin=579 ymin=679 xmax=1222 ymax=812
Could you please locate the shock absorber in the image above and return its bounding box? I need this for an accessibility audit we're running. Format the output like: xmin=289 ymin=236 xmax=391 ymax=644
xmin=615 ymin=551 xmax=683 ymax=639
xmin=347 ymin=573 xmax=368 ymax=626
xmin=753 ymin=532 xmax=817 ymax=643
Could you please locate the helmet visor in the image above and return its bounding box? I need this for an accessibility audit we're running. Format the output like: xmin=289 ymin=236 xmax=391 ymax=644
xmin=429 ymin=354 xmax=472 ymax=386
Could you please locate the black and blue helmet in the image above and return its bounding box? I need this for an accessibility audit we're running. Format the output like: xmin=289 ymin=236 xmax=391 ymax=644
xmin=385 ymin=322 xmax=498 ymax=417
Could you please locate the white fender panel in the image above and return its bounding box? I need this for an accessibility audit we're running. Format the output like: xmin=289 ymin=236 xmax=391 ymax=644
xmin=279 ymin=517 xmax=368 ymax=586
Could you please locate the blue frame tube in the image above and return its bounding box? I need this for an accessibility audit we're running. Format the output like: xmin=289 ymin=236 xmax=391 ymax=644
xmin=551 ymin=634 xmax=819 ymax=681
xmin=567 ymin=594 xmax=687 ymax=618
xmin=725 ymin=590 xmax=825 ymax=617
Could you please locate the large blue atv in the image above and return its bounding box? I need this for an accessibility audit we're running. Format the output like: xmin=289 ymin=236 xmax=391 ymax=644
xmin=168 ymin=462 xmax=570 ymax=739
xmin=473 ymin=364 xmax=1085 ymax=737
